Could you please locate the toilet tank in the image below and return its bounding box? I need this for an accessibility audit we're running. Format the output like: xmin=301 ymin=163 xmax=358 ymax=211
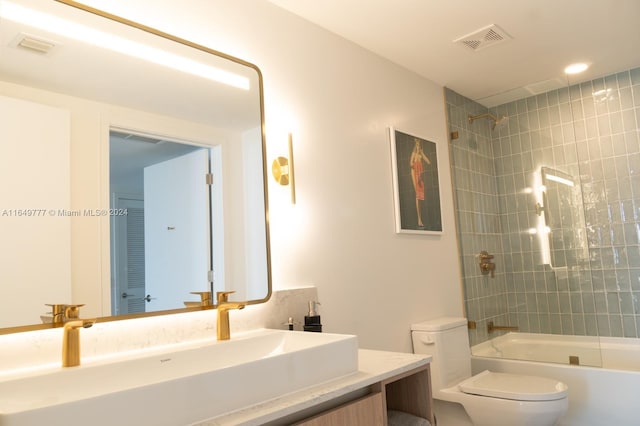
xmin=411 ymin=317 xmax=472 ymax=394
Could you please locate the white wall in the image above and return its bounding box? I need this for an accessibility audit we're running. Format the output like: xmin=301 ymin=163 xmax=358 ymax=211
xmin=0 ymin=95 xmax=71 ymax=327
xmin=65 ymin=0 xmax=465 ymax=352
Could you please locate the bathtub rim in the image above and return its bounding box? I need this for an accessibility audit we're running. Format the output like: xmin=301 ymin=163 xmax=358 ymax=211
xmin=471 ymin=331 xmax=640 ymax=372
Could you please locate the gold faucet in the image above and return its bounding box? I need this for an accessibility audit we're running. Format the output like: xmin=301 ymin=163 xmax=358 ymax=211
xmin=45 ymin=303 xmax=69 ymax=326
xmin=61 ymin=305 xmax=96 ymax=367
xmin=216 ymin=291 xmax=245 ymax=340
xmin=189 ymin=291 xmax=213 ymax=307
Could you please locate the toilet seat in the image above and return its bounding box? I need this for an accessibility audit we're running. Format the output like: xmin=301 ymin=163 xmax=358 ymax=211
xmin=458 ymin=370 xmax=568 ymax=401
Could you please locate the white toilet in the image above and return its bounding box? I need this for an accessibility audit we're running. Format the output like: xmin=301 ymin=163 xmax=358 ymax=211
xmin=411 ymin=317 xmax=568 ymax=426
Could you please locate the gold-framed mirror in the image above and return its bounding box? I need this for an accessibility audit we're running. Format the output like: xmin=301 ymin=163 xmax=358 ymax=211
xmin=0 ymin=0 xmax=271 ymax=333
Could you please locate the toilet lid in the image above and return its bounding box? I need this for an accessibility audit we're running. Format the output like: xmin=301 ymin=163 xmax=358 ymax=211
xmin=458 ymin=370 xmax=568 ymax=401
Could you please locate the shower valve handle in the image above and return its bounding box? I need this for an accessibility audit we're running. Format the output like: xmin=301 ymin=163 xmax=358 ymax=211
xmin=479 ymin=251 xmax=494 ymax=260
xmin=479 ymin=251 xmax=496 ymax=278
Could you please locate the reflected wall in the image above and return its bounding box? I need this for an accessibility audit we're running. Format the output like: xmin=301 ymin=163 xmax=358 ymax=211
xmin=447 ymin=67 xmax=640 ymax=346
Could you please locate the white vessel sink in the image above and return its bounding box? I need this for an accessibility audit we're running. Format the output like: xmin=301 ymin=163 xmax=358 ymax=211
xmin=0 ymin=329 xmax=358 ymax=426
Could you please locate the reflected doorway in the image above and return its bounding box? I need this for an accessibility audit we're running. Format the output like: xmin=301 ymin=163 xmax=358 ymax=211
xmin=109 ymin=130 xmax=221 ymax=315
xmin=111 ymin=194 xmax=144 ymax=314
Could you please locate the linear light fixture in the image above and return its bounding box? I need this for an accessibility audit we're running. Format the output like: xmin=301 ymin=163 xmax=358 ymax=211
xmin=0 ymin=1 xmax=250 ymax=90
xmin=545 ymin=173 xmax=575 ymax=187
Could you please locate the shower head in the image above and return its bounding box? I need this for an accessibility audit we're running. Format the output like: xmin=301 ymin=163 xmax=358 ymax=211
xmin=468 ymin=112 xmax=509 ymax=132
xmin=492 ymin=115 xmax=509 ymax=132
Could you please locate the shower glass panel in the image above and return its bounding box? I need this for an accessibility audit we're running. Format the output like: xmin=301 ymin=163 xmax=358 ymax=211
xmin=444 ymin=66 xmax=640 ymax=367
xmin=538 ymin=166 xmax=587 ymax=270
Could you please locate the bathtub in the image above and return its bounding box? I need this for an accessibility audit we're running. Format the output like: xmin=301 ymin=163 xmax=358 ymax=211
xmin=471 ymin=332 xmax=640 ymax=425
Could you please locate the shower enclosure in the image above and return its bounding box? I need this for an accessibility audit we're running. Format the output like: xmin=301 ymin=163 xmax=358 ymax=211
xmin=446 ymin=67 xmax=640 ymax=368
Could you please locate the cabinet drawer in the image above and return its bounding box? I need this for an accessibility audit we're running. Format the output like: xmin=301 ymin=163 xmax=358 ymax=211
xmin=294 ymin=392 xmax=385 ymax=426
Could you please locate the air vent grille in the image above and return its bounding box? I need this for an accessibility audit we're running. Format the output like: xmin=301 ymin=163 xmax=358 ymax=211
xmin=462 ymin=40 xmax=481 ymax=50
xmin=15 ymin=33 xmax=56 ymax=55
xmin=111 ymin=130 xmax=166 ymax=145
xmin=484 ymin=28 xmax=504 ymax=42
xmin=454 ymin=24 xmax=511 ymax=52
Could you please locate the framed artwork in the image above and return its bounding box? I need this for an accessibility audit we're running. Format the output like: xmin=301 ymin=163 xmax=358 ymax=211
xmin=389 ymin=127 xmax=443 ymax=235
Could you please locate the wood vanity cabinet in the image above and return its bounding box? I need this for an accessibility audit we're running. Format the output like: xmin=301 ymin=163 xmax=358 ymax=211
xmin=294 ymin=364 xmax=434 ymax=426
xmin=293 ymin=392 xmax=385 ymax=426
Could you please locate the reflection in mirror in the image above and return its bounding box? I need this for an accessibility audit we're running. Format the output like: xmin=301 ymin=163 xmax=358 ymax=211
xmin=0 ymin=0 xmax=270 ymax=332
xmin=536 ymin=167 xmax=588 ymax=269
xmin=109 ymin=131 xmax=214 ymax=315
xmin=0 ymin=94 xmax=71 ymax=328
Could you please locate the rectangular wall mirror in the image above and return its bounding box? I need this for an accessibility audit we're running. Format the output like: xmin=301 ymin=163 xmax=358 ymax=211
xmin=0 ymin=0 xmax=271 ymax=331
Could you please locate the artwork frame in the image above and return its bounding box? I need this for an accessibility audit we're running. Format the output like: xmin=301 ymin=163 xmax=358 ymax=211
xmin=389 ymin=127 xmax=443 ymax=235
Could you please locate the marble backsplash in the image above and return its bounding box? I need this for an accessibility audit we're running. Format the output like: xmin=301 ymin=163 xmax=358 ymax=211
xmin=0 ymin=287 xmax=318 ymax=374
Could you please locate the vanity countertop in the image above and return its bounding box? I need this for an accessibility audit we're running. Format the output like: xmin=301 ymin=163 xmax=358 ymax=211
xmin=192 ymin=349 xmax=432 ymax=426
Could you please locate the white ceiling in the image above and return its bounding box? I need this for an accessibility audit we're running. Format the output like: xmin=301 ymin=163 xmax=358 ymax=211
xmin=269 ymin=0 xmax=640 ymax=107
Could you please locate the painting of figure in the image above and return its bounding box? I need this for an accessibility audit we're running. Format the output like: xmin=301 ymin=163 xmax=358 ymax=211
xmin=390 ymin=128 xmax=442 ymax=234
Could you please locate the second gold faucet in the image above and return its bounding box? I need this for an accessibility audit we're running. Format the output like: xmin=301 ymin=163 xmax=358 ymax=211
xmin=61 ymin=305 xmax=96 ymax=367
xmin=216 ymin=291 xmax=245 ymax=340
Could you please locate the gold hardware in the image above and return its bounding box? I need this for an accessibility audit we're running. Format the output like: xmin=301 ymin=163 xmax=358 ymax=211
xmin=479 ymin=251 xmax=496 ymax=278
xmin=216 ymin=291 xmax=245 ymax=340
xmin=479 ymin=251 xmax=494 ymax=260
xmin=45 ymin=304 xmax=68 ymax=325
xmin=467 ymin=320 xmax=477 ymax=330
xmin=535 ymin=202 xmax=545 ymax=216
xmin=61 ymin=304 xmax=95 ymax=367
xmin=569 ymin=355 xmax=580 ymax=366
xmin=45 ymin=303 xmax=86 ymax=326
xmin=62 ymin=317 xmax=96 ymax=367
xmin=189 ymin=291 xmax=213 ymax=307
xmin=271 ymin=133 xmax=296 ymax=204
xmin=468 ymin=112 xmax=509 ymax=131
xmin=479 ymin=262 xmax=495 ymax=277
xmin=450 ymin=131 xmax=459 ymax=140
xmin=64 ymin=304 xmax=85 ymax=320
xmin=487 ymin=321 xmax=519 ymax=334
xmin=272 ymin=157 xmax=289 ymax=184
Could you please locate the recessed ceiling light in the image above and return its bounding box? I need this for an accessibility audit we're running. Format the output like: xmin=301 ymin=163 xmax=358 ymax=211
xmin=564 ymin=63 xmax=589 ymax=75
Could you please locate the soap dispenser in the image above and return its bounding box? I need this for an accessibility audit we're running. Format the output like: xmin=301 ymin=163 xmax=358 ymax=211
xmin=303 ymin=301 xmax=322 ymax=332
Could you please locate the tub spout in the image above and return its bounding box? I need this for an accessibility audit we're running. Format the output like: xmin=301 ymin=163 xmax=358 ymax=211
xmin=487 ymin=321 xmax=519 ymax=334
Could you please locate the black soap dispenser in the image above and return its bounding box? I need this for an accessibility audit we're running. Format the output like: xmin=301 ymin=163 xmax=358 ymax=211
xmin=303 ymin=301 xmax=322 ymax=332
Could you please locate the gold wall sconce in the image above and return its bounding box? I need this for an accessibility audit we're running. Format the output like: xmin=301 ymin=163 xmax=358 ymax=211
xmin=271 ymin=133 xmax=296 ymax=204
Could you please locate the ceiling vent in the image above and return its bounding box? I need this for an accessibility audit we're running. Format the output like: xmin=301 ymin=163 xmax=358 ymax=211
xmin=111 ymin=130 xmax=166 ymax=145
xmin=13 ymin=33 xmax=57 ymax=55
xmin=453 ymin=24 xmax=511 ymax=52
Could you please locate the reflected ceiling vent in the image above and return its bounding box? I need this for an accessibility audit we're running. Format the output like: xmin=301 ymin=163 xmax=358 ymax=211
xmin=111 ymin=130 xmax=166 ymax=145
xmin=453 ymin=24 xmax=511 ymax=52
xmin=13 ymin=33 xmax=57 ymax=55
